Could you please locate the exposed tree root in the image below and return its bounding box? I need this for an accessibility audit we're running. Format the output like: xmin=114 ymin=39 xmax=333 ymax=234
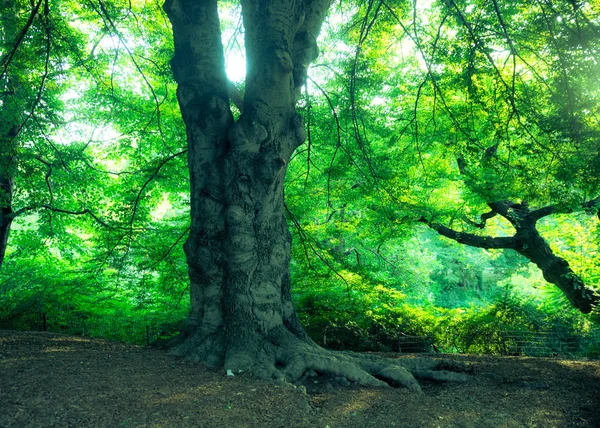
xmin=273 ymin=344 xmax=471 ymax=393
xmin=166 ymin=327 xmax=472 ymax=394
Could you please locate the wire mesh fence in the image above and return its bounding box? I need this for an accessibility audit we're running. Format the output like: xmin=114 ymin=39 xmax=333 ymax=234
xmin=0 ymin=308 xmax=183 ymax=346
xmin=470 ymin=330 xmax=600 ymax=359
xmin=379 ymin=330 xmax=599 ymax=360
xmin=1 ymin=309 xmax=599 ymax=360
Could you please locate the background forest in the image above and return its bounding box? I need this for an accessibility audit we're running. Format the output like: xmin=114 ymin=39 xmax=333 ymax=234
xmin=1 ymin=0 xmax=599 ymax=357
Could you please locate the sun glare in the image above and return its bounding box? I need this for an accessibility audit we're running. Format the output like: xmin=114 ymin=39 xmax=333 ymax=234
xmin=225 ymin=53 xmax=246 ymax=83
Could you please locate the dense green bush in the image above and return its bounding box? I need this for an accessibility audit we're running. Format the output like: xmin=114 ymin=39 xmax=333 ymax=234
xmin=294 ymin=281 xmax=599 ymax=358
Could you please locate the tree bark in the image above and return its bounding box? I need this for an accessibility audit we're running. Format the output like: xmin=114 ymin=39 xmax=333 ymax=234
xmin=162 ymin=0 xmax=232 ymax=367
xmin=0 ymin=123 xmax=17 ymax=271
xmin=164 ymin=0 xmax=470 ymax=389
xmin=164 ymin=0 xmax=333 ymax=374
xmin=425 ymin=200 xmax=599 ymax=313
xmin=515 ymin=223 xmax=597 ymax=313
xmin=0 ymin=175 xmax=12 ymax=270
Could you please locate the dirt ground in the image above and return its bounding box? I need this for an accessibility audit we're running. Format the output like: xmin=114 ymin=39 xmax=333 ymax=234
xmin=1 ymin=330 xmax=599 ymax=427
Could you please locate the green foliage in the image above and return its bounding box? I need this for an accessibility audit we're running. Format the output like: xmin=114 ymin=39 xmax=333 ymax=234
xmin=295 ymin=281 xmax=438 ymax=352
xmin=294 ymin=274 xmax=598 ymax=358
xmin=0 ymin=0 xmax=190 ymax=343
xmin=435 ymin=287 xmax=599 ymax=357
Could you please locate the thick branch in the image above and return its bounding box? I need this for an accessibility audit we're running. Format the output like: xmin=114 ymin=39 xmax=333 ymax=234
xmin=425 ymin=203 xmax=599 ymax=313
xmin=528 ymin=196 xmax=600 ymax=222
xmin=486 ymin=200 xmax=530 ymax=226
xmin=292 ymin=0 xmax=333 ymax=98
xmin=164 ymin=0 xmax=230 ymax=103
xmin=515 ymin=225 xmax=599 ymax=314
xmin=165 ymin=0 xmax=232 ymax=337
xmin=466 ymin=210 xmax=498 ymax=229
xmin=424 ymin=220 xmax=518 ymax=249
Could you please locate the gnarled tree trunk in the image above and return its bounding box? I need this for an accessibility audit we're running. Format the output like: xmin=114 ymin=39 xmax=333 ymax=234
xmin=163 ymin=0 xmax=470 ymax=390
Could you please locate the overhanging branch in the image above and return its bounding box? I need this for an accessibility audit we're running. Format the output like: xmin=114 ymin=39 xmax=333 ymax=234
xmin=528 ymin=196 xmax=600 ymax=222
xmin=422 ymin=218 xmax=518 ymax=249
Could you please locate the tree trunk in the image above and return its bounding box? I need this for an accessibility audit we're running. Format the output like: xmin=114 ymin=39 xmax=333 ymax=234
xmin=0 ymin=125 xmax=18 ymax=271
xmin=164 ymin=0 xmax=334 ymax=375
xmin=163 ymin=0 xmax=470 ymax=389
xmin=515 ymin=224 xmax=598 ymax=314
xmin=425 ymin=201 xmax=599 ymax=313
xmin=0 ymin=175 xmax=12 ymax=270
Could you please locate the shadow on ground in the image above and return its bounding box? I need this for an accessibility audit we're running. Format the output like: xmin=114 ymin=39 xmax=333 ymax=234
xmin=1 ymin=330 xmax=599 ymax=427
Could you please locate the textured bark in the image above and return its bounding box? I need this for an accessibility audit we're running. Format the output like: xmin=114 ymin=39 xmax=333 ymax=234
xmin=0 ymin=125 xmax=17 ymax=270
xmin=0 ymin=175 xmax=12 ymax=270
xmin=163 ymin=0 xmax=232 ymax=366
xmin=164 ymin=0 xmax=470 ymax=389
xmin=164 ymin=0 xmax=332 ymax=372
xmin=426 ymin=200 xmax=599 ymax=313
xmin=516 ymin=223 xmax=597 ymax=313
xmin=428 ymin=222 xmax=518 ymax=250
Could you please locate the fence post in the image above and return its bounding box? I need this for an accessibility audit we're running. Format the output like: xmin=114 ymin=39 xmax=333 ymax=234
xmin=146 ymin=325 xmax=150 ymax=346
xmin=42 ymin=313 xmax=47 ymax=332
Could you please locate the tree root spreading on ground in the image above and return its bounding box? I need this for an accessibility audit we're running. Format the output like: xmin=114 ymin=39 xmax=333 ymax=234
xmin=167 ymin=329 xmax=472 ymax=394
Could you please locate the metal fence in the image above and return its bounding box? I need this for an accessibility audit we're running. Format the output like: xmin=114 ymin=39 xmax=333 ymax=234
xmin=482 ymin=330 xmax=599 ymax=359
xmin=1 ymin=310 xmax=599 ymax=360
xmin=0 ymin=309 xmax=183 ymax=346
xmin=379 ymin=331 xmax=599 ymax=359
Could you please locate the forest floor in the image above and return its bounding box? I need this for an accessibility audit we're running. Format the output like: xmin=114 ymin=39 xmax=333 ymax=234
xmin=0 ymin=330 xmax=599 ymax=428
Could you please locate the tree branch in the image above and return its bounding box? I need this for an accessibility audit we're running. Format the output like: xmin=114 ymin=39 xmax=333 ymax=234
xmin=9 ymin=204 xmax=111 ymax=229
xmin=34 ymin=155 xmax=54 ymax=205
xmin=0 ymin=0 xmax=44 ymax=80
xmin=528 ymin=196 xmax=600 ymax=222
xmin=140 ymin=226 xmax=190 ymax=270
xmin=285 ymin=202 xmax=353 ymax=291
xmin=128 ymin=149 xmax=187 ymax=228
xmin=7 ymin=204 xmax=149 ymax=231
xmin=466 ymin=210 xmax=498 ymax=229
xmin=422 ymin=219 xmax=518 ymax=249
xmin=291 ymin=0 xmax=333 ymax=98
xmin=486 ymin=200 xmax=530 ymax=226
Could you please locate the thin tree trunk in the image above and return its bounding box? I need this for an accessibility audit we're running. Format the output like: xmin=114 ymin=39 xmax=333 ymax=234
xmin=0 ymin=175 xmax=12 ymax=270
xmin=0 ymin=0 xmax=20 ymax=270
xmin=0 ymin=127 xmax=17 ymax=271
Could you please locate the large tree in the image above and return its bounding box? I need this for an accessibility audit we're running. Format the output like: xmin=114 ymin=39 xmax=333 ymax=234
xmin=163 ymin=0 xmax=469 ymax=390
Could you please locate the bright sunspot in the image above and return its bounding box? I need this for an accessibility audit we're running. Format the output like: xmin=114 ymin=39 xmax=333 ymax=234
xmin=225 ymin=53 xmax=246 ymax=83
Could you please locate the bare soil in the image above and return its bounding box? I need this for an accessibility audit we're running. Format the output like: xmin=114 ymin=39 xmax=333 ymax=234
xmin=1 ymin=330 xmax=599 ymax=427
